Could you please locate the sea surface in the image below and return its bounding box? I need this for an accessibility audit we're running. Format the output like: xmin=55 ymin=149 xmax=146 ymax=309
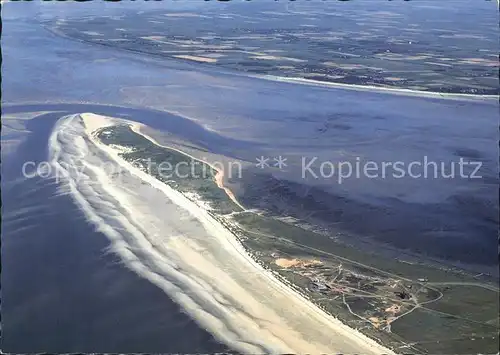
xmin=1 ymin=0 xmax=498 ymax=352
xmin=1 ymin=106 xmax=230 ymax=353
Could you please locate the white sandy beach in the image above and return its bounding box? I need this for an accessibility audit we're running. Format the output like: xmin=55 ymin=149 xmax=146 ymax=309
xmin=173 ymin=55 xmax=218 ymax=63
xmin=256 ymin=74 xmax=498 ymax=101
xmin=49 ymin=112 xmax=396 ymax=355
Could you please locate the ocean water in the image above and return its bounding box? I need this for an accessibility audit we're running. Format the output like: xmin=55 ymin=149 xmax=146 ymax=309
xmin=1 ymin=108 xmax=229 ymax=353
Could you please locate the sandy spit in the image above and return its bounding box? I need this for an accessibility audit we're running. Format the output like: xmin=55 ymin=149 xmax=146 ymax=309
xmin=79 ymin=112 xmax=397 ymax=355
